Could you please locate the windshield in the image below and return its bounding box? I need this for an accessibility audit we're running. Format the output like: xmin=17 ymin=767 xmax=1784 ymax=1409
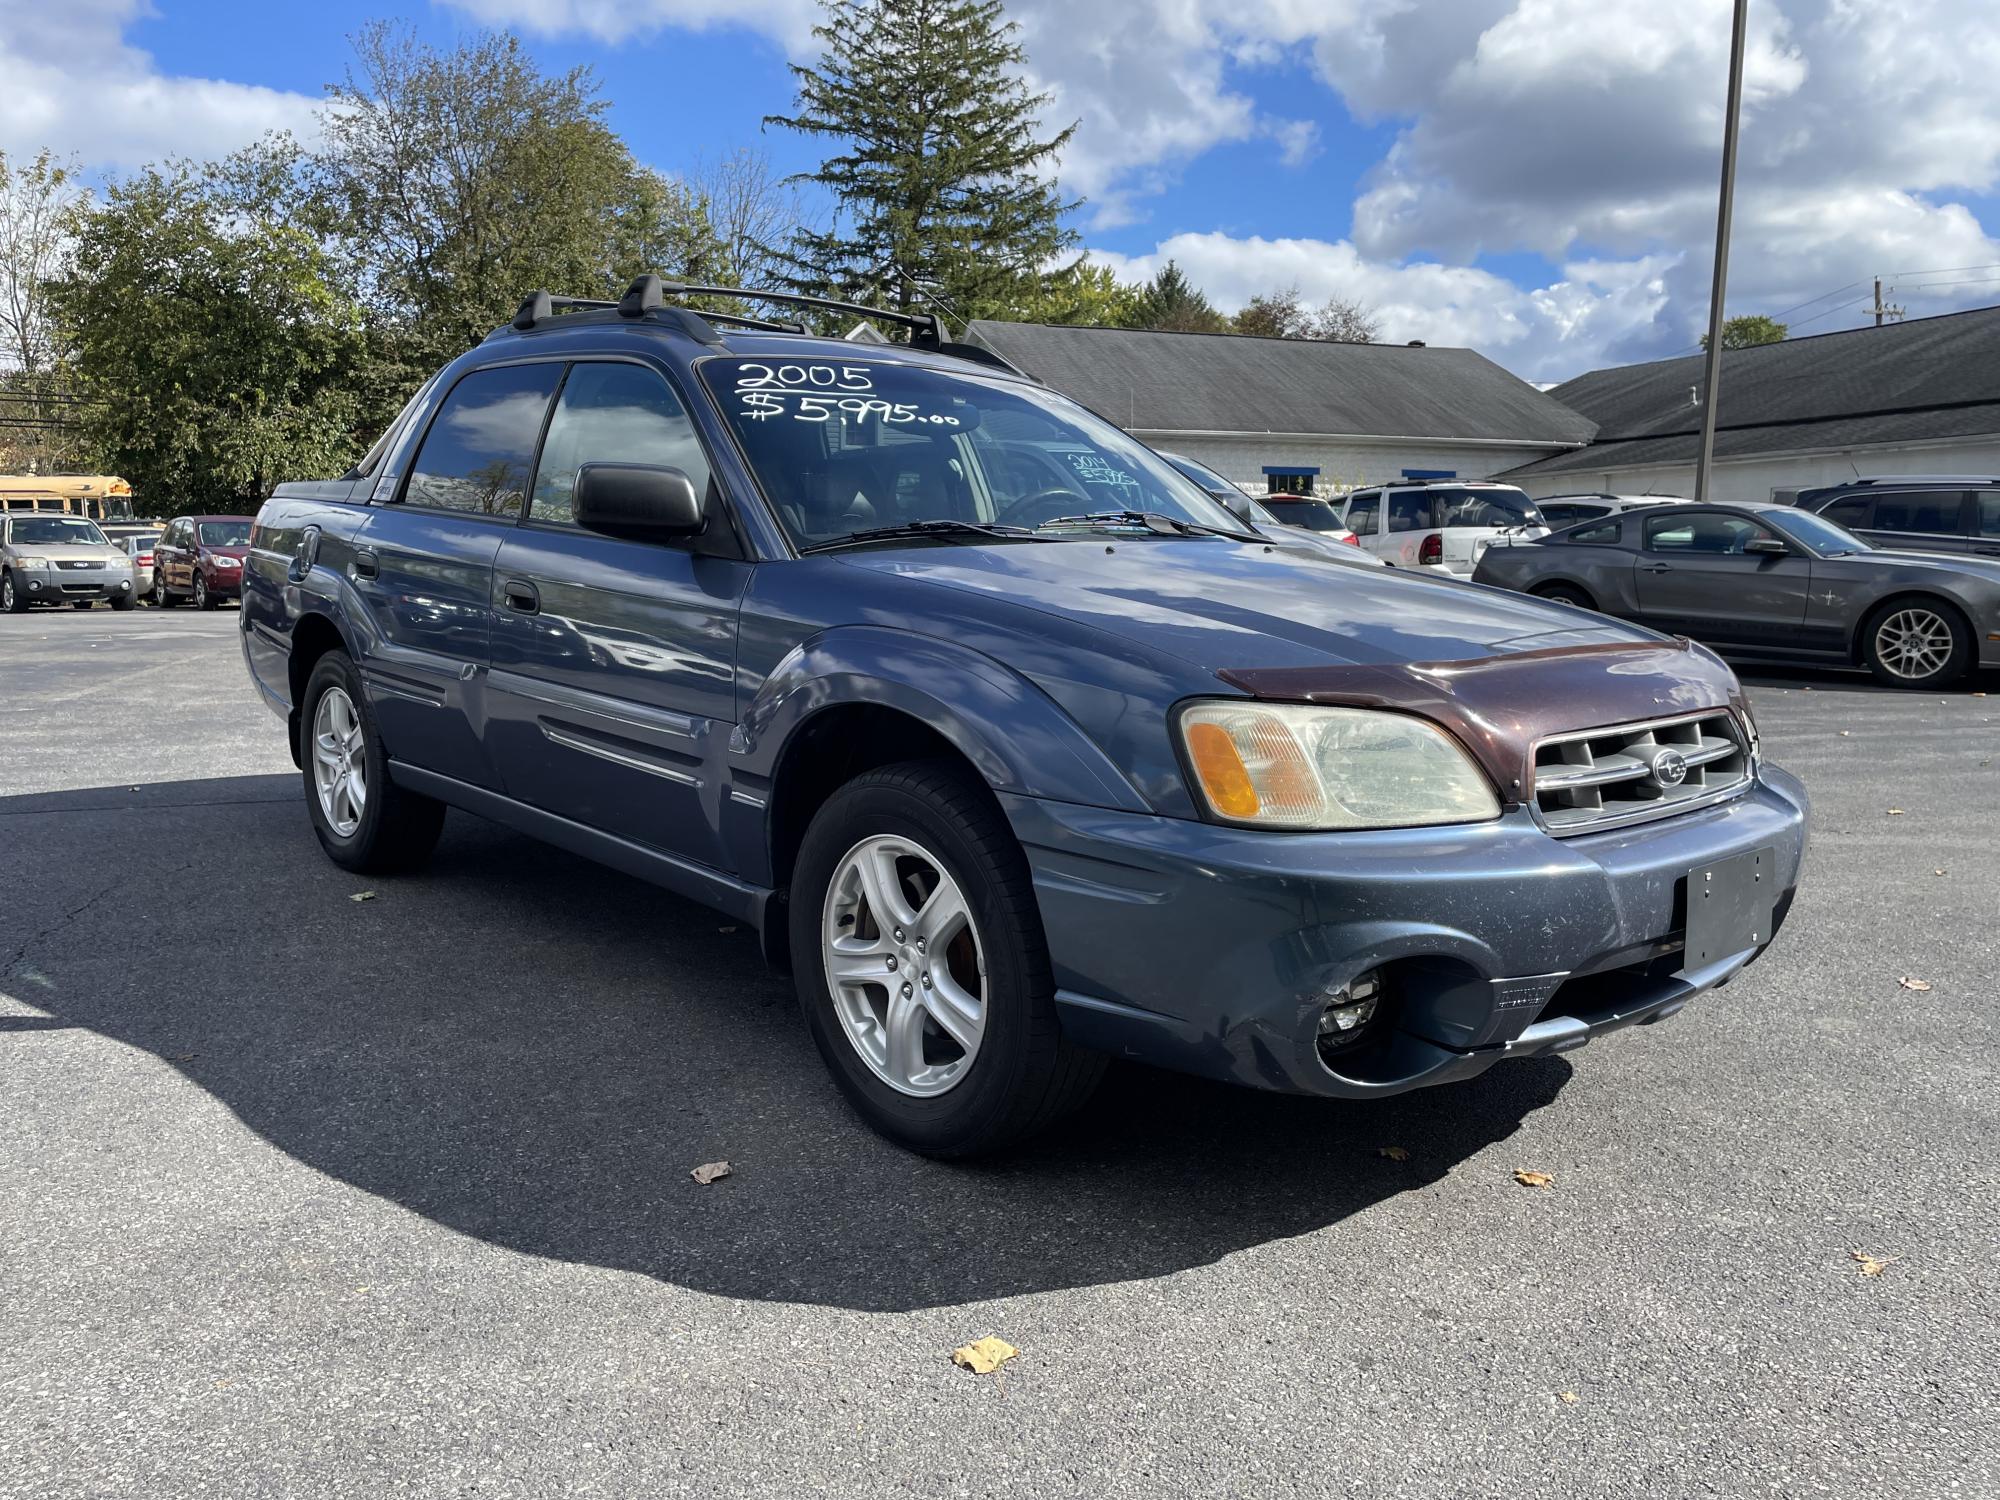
xmin=1430 ymin=487 xmax=1543 ymax=528
xmin=1770 ymin=509 xmax=1872 ymax=556
xmin=9 ymin=517 xmax=107 ymax=546
xmin=1261 ymin=498 xmax=1345 ymax=532
xmin=702 ymin=357 xmax=1241 ymax=549
xmin=198 ymin=520 xmax=252 ymax=547
xmin=1163 ymin=452 xmax=1239 ymax=497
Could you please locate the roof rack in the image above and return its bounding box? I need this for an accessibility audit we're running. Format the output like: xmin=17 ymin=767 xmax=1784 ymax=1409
xmin=505 ymin=275 xmax=1024 ymax=374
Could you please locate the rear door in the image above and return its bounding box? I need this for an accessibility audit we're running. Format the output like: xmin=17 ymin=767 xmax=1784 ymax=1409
xmin=1632 ymin=509 xmax=1812 ymax=646
xmin=1380 ymin=487 xmax=1434 ymax=565
xmin=485 ymin=359 xmax=750 ymax=870
xmin=353 ymin=360 xmax=564 ymax=791
xmin=1976 ymin=493 xmax=2000 ymax=558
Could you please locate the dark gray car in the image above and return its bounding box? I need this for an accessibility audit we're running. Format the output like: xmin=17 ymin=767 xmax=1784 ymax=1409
xmin=1471 ymin=500 xmax=2000 ymax=688
xmin=1793 ymin=476 xmax=2000 ymax=558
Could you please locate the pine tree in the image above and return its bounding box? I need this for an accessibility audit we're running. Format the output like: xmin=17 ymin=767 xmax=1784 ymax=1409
xmin=767 ymin=0 xmax=1079 ymax=327
xmin=1136 ymin=262 xmax=1228 ymax=333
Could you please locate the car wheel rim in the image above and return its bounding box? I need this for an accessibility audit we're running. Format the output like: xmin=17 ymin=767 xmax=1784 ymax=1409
xmin=821 ymin=833 xmax=987 ymax=1098
xmin=2 ymin=577 xmax=11 ymax=608
xmin=195 ymin=578 xmax=206 ymax=606
xmin=1875 ymin=608 xmax=1953 ymax=680
xmin=311 ymin=686 xmax=367 ymax=838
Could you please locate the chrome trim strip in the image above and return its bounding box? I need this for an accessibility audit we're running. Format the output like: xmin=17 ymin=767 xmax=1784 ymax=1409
xmin=539 ymin=721 xmax=701 ymax=786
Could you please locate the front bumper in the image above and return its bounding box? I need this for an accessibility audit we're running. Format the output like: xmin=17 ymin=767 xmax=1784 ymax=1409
xmin=201 ymin=567 xmax=244 ymax=598
xmin=1004 ymin=765 xmax=1809 ymax=1099
xmin=12 ymin=568 xmax=135 ymax=604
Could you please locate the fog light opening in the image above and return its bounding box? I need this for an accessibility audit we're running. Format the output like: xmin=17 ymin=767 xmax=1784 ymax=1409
xmin=1317 ymin=967 xmax=1389 ymax=1058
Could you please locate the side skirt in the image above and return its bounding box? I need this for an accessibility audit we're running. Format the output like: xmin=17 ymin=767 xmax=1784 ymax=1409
xmin=387 ymin=759 xmax=776 ymax=933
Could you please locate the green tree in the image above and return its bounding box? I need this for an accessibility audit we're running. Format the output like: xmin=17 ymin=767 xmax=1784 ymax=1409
xmin=0 ymin=149 xmax=88 ymax=472
xmin=47 ymin=157 xmax=368 ymax=513
xmin=767 ymin=0 xmax=1080 ymax=326
xmin=317 ymin=23 xmax=723 ymax=374
xmin=1135 ymin=261 xmax=1228 ymax=333
xmin=1701 ymin=314 xmax=1787 ymax=351
xmin=1008 ymin=262 xmax=1145 ymax=327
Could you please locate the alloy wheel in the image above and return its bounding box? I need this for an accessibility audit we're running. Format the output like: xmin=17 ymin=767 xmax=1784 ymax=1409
xmin=820 ymin=833 xmax=987 ymax=1097
xmin=1874 ymin=607 xmax=1954 ymax=681
xmin=311 ymin=686 xmax=368 ymax=838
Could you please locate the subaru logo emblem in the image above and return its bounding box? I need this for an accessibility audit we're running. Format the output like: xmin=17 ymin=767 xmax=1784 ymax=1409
xmin=1648 ymin=747 xmax=1690 ymax=788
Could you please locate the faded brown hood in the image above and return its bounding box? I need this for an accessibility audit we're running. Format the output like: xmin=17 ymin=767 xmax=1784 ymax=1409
xmin=1219 ymin=638 xmax=1747 ymax=803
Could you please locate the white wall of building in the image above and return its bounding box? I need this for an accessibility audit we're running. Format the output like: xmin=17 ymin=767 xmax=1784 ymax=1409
xmin=1133 ymin=431 xmax=1571 ymax=496
xmin=1509 ymin=433 xmax=2000 ymax=504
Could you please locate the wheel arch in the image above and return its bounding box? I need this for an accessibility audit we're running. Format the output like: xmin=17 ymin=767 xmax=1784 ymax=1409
xmin=284 ymin=611 xmax=354 ymax=766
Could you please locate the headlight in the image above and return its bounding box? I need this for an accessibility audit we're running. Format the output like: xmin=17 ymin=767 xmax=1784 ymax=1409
xmin=16 ymin=555 xmax=50 ymax=567
xmin=1179 ymin=701 xmax=1501 ymax=830
xmin=211 ymin=555 xmax=241 ymax=567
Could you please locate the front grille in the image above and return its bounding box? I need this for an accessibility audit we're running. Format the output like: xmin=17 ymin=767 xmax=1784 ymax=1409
xmin=57 ymin=560 xmax=100 ymax=570
xmin=1533 ymin=710 xmax=1750 ymax=834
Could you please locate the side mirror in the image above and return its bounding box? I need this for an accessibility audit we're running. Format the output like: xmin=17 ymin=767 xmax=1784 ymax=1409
xmin=1743 ymin=536 xmax=1790 ymax=556
xmin=574 ymin=463 xmax=705 ymax=538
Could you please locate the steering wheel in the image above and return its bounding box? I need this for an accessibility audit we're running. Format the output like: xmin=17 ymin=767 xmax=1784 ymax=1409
xmin=993 ymin=488 xmax=1091 ymax=529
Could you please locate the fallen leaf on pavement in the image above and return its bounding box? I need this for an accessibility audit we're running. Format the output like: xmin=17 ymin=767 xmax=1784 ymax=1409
xmin=951 ymin=1337 xmax=1018 ymax=1374
xmin=1897 ymin=977 xmax=1933 ymax=992
xmin=171 ymin=1052 xmax=198 ymax=1062
xmin=690 ymin=1161 xmax=733 ymax=1184
xmin=1850 ymin=1250 xmax=1897 ymax=1277
xmin=1377 ymin=1146 xmax=1410 ymax=1162
xmin=1934 ymin=869 xmax=1947 ymax=877
xmin=350 ymin=890 xmax=377 ymax=902
xmin=1514 ymin=1169 xmax=1555 ymax=1190
xmin=1885 ymin=808 xmax=1906 ymax=816
xmin=1557 ymin=1391 xmax=1580 ymax=1405
xmin=1838 ymin=730 xmax=1851 ymax=737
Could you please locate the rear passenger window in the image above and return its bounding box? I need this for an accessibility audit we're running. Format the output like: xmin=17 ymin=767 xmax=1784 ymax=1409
xmin=1386 ymin=491 xmax=1433 ymax=533
xmin=1979 ymin=495 xmax=2000 ymax=538
xmin=1822 ymin=496 xmax=1872 ymax=528
xmin=1344 ymin=491 xmax=1379 ymax=536
xmin=531 ymin=363 xmax=714 ymax=523
xmin=404 ymin=364 xmax=563 ymax=518
xmin=1870 ymin=492 xmax=1964 ymax=535
xmin=1567 ymin=521 xmax=1621 ymax=545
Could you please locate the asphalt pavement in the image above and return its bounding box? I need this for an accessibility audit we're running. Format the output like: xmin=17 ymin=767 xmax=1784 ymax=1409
xmin=2 ymin=608 xmax=1995 ymax=1499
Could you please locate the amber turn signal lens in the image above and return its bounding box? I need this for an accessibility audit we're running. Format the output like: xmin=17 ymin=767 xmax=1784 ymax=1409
xmin=1185 ymin=721 xmax=1260 ymax=819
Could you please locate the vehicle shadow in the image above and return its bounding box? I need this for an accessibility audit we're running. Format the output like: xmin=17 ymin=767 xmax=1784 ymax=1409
xmin=3 ymin=775 xmax=1570 ymax=1312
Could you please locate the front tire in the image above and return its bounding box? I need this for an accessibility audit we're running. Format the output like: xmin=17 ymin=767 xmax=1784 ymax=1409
xmin=789 ymin=760 xmax=1104 ymax=1158
xmin=300 ymin=651 xmax=445 ymax=874
xmin=1862 ymin=598 xmax=1969 ymax=688
xmin=1 ymin=571 xmax=26 ymax=613
xmin=111 ymin=592 xmax=135 ymax=611
xmin=194 ymin=573 xmax=216 ymax=611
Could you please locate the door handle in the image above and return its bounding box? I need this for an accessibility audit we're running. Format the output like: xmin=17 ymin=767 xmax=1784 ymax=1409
xmin=351 ymin=547 xmax=379 ymax=580
xmin=502 ymin=579 xmax=540 ymax=613
xmin=1642 ymin=562 xmax=1673 ymax=573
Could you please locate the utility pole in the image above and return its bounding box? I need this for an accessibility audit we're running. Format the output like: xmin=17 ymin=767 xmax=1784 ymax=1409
xmin=1870 ymin=276 xmax=1904 ymax=327
xmin=1693 ymin=0 xmax=1750 ymax=507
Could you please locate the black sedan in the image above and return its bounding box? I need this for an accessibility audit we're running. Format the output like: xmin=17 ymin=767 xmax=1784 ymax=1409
xmin=1470 ymin=500 xmax=2000 ymax=688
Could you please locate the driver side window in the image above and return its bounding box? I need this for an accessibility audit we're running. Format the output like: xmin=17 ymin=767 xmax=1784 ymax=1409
xmin=1644 ymin=512 xmax=1770 ymax=554
xmin=531 ymin=362 xmax=713 ymax=524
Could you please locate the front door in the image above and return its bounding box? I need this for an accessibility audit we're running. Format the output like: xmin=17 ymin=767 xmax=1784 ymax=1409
xmin=484 ymin=360 xmax=749 ymax=870
xmin=352 ymin=360 xmax=565 ymax=790
xmin=1632 ymin=509 xmax=1812 ymax=646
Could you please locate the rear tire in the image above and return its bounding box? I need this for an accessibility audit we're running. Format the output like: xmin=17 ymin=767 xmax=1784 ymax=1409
xmin=299 ymin=651 xmax=445 ymax=874
xmin=1861 ymin=598 xmax=1970 ymax=689
xmin=158 ymin=580 xmax=181 ymax=608
xmin=111 ymin=592 xmax=135 ymax=611
xmin=1533 ymin=582 xmax=1597 ymax=610
xmin=72 ymin=600 xmax=92 ymax=610
xmin=789 ymin=760 xmax=1104 ymax=1157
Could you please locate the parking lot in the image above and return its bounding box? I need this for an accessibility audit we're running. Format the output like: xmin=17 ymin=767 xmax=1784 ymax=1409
xmin=2 ymin=609 xmax=1995 ymax=1499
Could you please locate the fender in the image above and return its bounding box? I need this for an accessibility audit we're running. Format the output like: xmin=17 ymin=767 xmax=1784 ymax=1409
xmin=724 ymin=625 xmax=1153 ymax=884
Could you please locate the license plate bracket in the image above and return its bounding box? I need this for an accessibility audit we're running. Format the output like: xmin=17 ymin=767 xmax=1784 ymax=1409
xmin=1682 ymin=846 xmax=1774 ymax=971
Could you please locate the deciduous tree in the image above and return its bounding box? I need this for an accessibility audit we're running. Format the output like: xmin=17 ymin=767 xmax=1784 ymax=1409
xmin=1701 ymin=314 xmax=1787 ymax=350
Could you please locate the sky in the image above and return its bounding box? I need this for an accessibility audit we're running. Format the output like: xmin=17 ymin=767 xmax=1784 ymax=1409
xmin=3 ymin=0 xmax=1999 ymax=383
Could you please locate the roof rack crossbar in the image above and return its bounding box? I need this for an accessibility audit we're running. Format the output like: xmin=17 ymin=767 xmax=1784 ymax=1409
xmin=633 ymin=275 xmax=945 ymax=347
xmin=514 ymin=290 xmax=618 ymax=331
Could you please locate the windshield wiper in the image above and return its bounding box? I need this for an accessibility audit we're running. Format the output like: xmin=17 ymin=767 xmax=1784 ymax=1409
xmin=799 ymin=518 xmax=1050 ymax=554
xmin=1035 ymin=509 xmax=1263 ymax=543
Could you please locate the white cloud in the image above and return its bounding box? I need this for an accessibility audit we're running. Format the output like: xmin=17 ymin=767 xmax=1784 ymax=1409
xmin=0 ymin=0 xmax=319 ymax=170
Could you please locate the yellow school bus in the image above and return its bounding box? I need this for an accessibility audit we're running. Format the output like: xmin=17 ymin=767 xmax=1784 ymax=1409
xmin=0 ymin=475 xmax=136 ymax=523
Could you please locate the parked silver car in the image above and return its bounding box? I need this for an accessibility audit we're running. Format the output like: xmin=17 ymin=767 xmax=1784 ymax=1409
xmin=0 ymin=513 xmax=139 ymax=611
xmin=117 ymin=531 xmax=164 ymax=601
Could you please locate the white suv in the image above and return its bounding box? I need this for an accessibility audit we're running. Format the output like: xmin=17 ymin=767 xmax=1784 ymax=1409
xmin=1338 ymin=481 xmax=1548 ymax=575
xmin=1531 ymin=492 xmax=1683 ymax=529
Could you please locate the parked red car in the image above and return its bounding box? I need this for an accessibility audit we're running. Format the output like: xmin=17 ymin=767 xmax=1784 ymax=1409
xmin=155 ymin=515 xmax=252 ymax=609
